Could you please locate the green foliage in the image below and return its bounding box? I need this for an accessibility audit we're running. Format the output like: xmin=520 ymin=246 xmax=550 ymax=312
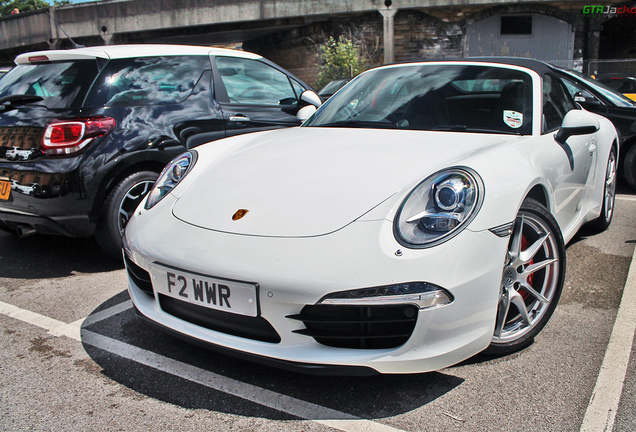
xmin=0 ymin=0 xmax=57 ymax=16
xmin=316 ymin=36 xmax=365 ymax=90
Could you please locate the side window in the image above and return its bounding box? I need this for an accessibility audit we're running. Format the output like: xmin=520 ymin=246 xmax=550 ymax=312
xmin=560 ymin=77 xmax=601 ymax=105
xmin=86 ymin=56 xmax=210 ymax=107
xmin=216 ymin=57 xmax=297 ymax=105
xmin=542 ymin=74 xmax=575 ymax=133
xmin=290 ymin=78 xmax=306 ymax=99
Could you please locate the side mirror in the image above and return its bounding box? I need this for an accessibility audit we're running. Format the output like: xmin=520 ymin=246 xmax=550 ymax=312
xmin=297 ymin=90 xmax=322 ymax=122
xmin=573 ymin=91 xmax=601 ymax=105
xmin=554 ymin=109 xmax=600 ymax=145
xmin=297 ymin=105 xmax=317 ymax=122
xmin=299 ymin=90 xmax=322 ymax=108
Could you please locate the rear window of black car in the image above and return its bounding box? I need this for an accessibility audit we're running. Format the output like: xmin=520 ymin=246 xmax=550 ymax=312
xmin=0 ymin=60 xmax=99 ymax=109
xmin=85 ymin=56 xmax=210 ymax=107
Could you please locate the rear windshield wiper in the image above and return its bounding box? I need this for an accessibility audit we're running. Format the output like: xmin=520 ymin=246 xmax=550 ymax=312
xmin=0 ymin=94 xmax=45 ymax=106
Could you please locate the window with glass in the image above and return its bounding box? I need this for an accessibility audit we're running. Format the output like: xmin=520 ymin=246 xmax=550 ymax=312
xmin=216 ymin=57 xmax=298 ymax=105
xmin=542 ymin=74 xmax=575 ymax=133
xmin=86 ymin=56 xmax=210 ymax=107
xmin=501 ymin=16 xmax=532 ymax=36
xmin=0 ymin=60 xmax=99 ymax=109
xmin=304 ymin=64 xmax=534 ymax=135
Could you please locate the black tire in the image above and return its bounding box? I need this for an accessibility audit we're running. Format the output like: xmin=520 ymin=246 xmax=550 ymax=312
xmin=590 ymin=146 xmax=617 ymax=232
xmin=484 ymin=198 xmax=566 ymax=356
xmin=624 ymin=143 xmax=636 ymax=191
xmin=95 ymin=171 xmax=158 ymax=259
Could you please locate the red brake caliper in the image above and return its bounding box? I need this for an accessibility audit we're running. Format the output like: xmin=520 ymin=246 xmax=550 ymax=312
xmin=520 ymin=235 xmax=533 ymax=300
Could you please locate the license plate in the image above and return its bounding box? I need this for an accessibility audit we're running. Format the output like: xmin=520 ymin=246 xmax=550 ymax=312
xmin=151 ymin=263 xmax=258 ymax=317
xmin=0 ymin=179 xmax=10 ymax=201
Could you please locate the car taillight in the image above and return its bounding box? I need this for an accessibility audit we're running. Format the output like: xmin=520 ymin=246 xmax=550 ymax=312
xmin=42 ymin=117 xmax=116 ymax=156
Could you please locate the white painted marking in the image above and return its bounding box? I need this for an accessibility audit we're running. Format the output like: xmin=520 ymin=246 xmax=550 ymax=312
xmin=0 ymin=299 xmax=133 ymax=341
xmin=80 ymin=330 xmax=404 ymax=432
xmin=580 ymin=245 xmax=636 ymax=432
xmin=82 ymin=300 xmax=133 ymax=326
xmin=0 ymin=299 xmax=405 ymax=432
xmin=0 ymin=300 xmax=81 ymax=341
xmin=616 ymin=195 xmax=636 ymax=202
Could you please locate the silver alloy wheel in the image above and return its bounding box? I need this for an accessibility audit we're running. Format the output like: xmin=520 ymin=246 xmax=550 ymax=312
xmin=117 ymin=180 xmax=155 ymax=236
xmin=493 ymin=212 xmax=561 ymax=344
xmin=602 ymin=149 xmax=617 ymax=222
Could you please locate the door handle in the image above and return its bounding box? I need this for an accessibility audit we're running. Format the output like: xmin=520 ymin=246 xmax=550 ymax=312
xmin=589 ymin=143 xmax=596 ymax=156
xmin=229 ymin=115 xmax=250 ymax=123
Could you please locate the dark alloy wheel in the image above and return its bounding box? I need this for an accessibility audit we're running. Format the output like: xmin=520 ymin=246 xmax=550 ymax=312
xmin=485 ymin=198 xmax=566 ymax=356
xmin=96 ymin=171 xmax=158 ymax=259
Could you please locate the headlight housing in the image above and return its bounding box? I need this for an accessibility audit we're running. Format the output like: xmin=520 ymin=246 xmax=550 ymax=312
xmin=394 ymin=167 xmax=484 ymax=248
xmin=145 ymin=151 xmax=197 ymax=210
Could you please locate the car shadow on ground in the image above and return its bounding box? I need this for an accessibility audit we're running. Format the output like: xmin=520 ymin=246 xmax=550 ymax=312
xmin=0 ymin=231 xmax=123 ymax=279
xmin=80 ymin=293 xmax=465 ymax=420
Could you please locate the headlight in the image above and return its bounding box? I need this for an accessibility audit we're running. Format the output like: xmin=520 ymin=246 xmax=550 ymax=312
xmin=145 ymin=151 xmax=197 ymax=210
xmin=394 ymin=167 xmax=484 ymax=248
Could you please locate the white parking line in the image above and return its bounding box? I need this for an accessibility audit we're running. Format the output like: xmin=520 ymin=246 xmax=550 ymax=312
xmin=0 ymin=300 xmax=83 ymax=341
xmin=580 ymin=245 xmax=636 ymax=432
xmin=82 ymin=329 xmax=404 ymax=432
xmin=0 ymin=299 xmax=406 ymax=432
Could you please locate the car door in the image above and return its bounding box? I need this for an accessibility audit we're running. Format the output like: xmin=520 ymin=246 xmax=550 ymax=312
xmin=543 ymin=74 xmax=596 ymax=228
xmin=211 ymin=56 xmax=304 ymax=137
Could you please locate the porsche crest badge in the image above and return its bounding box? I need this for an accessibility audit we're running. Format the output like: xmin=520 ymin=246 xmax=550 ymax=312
xmin=232 ymin=209 xmax=249 ymax=221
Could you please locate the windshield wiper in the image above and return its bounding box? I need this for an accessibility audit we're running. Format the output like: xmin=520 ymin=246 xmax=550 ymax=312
xmin=317 ymin=120 xmax=399 ymax=129
xmin=0 ymin=94 xmax=44 ymax=106
xmin=431 ymin=125 xmax=520 ymax=135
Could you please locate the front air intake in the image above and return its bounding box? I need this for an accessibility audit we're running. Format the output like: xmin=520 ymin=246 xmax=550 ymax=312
xmin=288 ymin=304 xmax=418 ymax=349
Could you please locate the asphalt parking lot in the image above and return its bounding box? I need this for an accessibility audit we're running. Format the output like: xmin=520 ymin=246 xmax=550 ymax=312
xmin=1 ymin=187 xmax=635 ymax=432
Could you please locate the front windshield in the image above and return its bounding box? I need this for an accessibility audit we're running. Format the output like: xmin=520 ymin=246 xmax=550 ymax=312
xmin=304 ymin=64 xmax=534 ymax=135
xmin=563 ymin=69 xmax=634 ymax=107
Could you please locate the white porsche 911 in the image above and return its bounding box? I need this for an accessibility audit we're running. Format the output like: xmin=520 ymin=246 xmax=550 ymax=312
xmin=123 ymin=59 xmax=618 ymax=375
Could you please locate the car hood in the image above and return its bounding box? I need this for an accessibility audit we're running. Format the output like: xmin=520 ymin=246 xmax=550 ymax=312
xmin=172 ymin=127 xmax=513 ymax=237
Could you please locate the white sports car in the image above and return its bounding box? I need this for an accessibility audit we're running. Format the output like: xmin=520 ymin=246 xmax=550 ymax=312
xmin=123 ymin=59 xmax=618 ymax=375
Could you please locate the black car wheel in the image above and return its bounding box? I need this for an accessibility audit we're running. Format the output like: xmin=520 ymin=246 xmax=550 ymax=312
xmin=624 ymin=143 xmax=636 ymax=191
xmin=96 ymin=171 xmax=158 ymax=259
xmin=485 ymin=198 xmax=566 ymax=356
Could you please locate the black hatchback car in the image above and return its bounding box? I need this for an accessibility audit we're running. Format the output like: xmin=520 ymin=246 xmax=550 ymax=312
xmin=555 ymin=69 xmax=636 ymax=190
xmin=0 ymin=45 xmax=320 ymax=258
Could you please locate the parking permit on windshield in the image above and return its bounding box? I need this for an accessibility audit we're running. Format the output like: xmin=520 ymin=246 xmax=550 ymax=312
xmin=503 ymin=110 xmax=523 ymax=129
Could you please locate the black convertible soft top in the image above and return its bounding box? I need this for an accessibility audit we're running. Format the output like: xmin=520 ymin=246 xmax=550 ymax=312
xmin=463 ymin=56 xmax=556 ymax=75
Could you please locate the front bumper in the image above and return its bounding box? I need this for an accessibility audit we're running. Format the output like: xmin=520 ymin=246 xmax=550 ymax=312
xmin=124 ymin=196 xmax=509 ymax=374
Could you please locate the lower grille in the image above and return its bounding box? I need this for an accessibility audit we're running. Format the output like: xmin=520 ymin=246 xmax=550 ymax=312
xmin=159 ymin=295 xmax=281 ymax=343
xmin=124 ymin=255 xmax=154 ymax=297
xmin=288 ymin=304 xmax=418 ymax=349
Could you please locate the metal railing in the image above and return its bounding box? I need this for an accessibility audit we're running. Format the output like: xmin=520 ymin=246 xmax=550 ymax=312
xmin=587 ymin=59 xmax=636 ymax=77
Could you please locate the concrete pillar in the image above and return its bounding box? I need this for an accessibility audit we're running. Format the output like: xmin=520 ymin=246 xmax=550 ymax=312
xmin=47 ymin=6 xmax=59 ymax=50
xmin=47 ymin=38 xmax=60 ymax=50
xmin=101 ymin=33 xmax=114 ymax=46
xmin=379 ymin=7 xmax=397 ymax=65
